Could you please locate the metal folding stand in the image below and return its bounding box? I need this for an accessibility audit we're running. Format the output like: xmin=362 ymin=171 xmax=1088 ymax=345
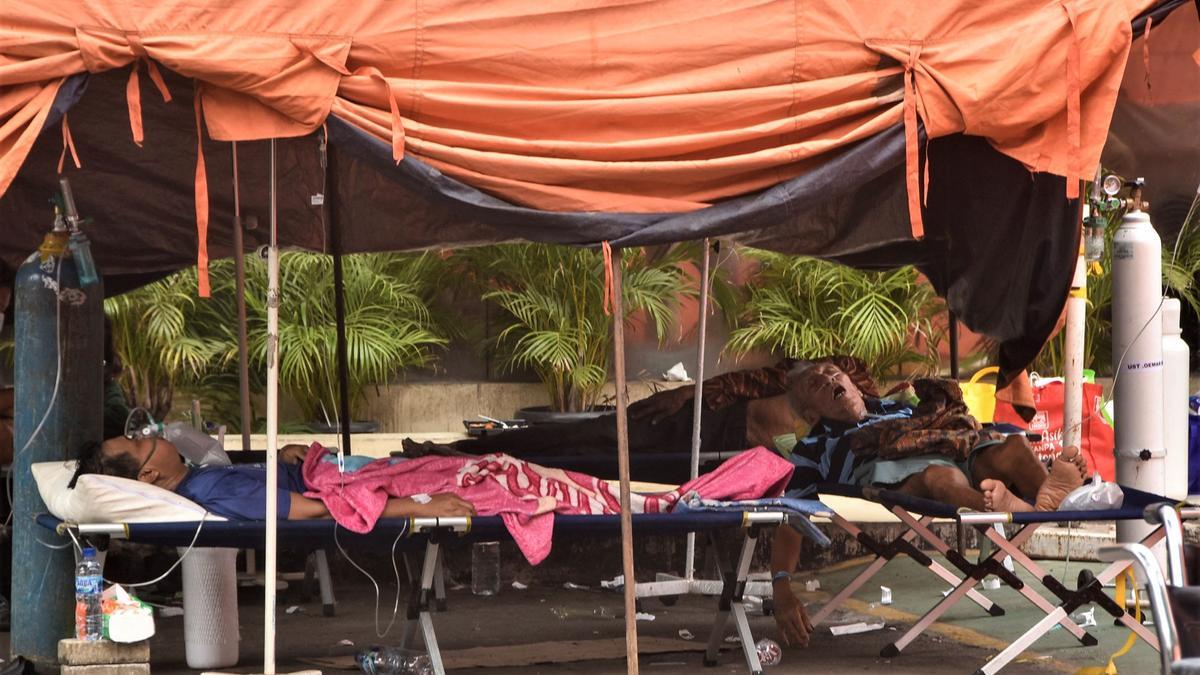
xmin=397 ymin=513 xmax=787 ymax=675
xmin=966 ymin=517 xmax=1166 ymax=675
xmin=809 ymin=511 xmax=1005 ymax=628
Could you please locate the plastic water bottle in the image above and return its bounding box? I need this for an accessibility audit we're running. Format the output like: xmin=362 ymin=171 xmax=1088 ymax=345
xmin=471 ymin=541 xmax=500 ymax=596
xmin=356 ymin=647 xmax=433 ymax=675
xmin=164 ymin=422 xmax=231 ymax=466
xmin=75 ymin=547 xmax=104 ymax=641
xmin=754 ymin=637 xmax=782 ymax=667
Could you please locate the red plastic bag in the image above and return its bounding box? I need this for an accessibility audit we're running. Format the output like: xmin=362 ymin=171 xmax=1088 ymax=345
xmin=993 ymin=378 xmax=1115 ymax=482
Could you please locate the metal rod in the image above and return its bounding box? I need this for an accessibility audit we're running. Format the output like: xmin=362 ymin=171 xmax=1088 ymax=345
xmin=610 ymin=247 xmax=640 ymax=674
xmin=948 ymin=310 xmax=959 ymax=379
xmin=685 ymin=239 xmax=712 ymax=581
xmin=263 ymin=138 xmax=280 ymax=675
xmin=232 ymin=142 xmax=252 ymax=452
xmin=325 ymin=138 xmax=353 ymax=455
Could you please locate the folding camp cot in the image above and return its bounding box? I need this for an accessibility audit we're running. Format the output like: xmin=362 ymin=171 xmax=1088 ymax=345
xmin=813 ymin=482 xmax=1196 ymax=674
xmin=38 ymin=508 xmax=792 ymax=675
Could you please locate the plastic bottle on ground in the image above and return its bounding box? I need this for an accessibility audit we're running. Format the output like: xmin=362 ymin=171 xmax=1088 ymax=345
xmin=356 ymin=647 xmax=433 ymax=675
xmin=755 ymin=637 xmax=782 ymax=667
xmin=75 ymin=547 xmax=104 ymax=641
xmin=471 ymin=541 xmax=500 ymax=596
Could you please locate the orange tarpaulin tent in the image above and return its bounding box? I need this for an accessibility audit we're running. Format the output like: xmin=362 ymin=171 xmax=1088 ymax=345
xmin=0 ymin=0 xmax=1190 ymax=383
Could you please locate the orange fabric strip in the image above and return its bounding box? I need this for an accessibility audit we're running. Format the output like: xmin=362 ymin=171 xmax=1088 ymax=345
xmin=144 ymin=59 xmax=173 ymax=103
xmin=922 ymin=134 xmax=931 ymax=206
xmin=903 ymin=46 xmax=925 ymax=240
xmin=353 ymin=66 xmax=405 ymax=163
xmin=193 ymin=88 xmax=211 ymax=297
xmin=602 ymin=241 xmax=615 ymax=317
xmin=1142 ymin=16 xmax=1153 ymax=99
xmin=126 ymin=60 xmax=144 ymax=146
xmin=1061 ymin=2 xmax=1081 ymax=200
xmin=57 ymin=114 xmax=80 ymax=174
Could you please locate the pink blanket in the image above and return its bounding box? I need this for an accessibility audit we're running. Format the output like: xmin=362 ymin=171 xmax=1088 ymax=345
xmin=301 ymin=445 xmax=793 ymax=564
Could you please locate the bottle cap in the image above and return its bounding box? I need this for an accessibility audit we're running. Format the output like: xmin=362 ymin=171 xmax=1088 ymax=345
xmin=82 ymin=547 xmax=96 ymax=558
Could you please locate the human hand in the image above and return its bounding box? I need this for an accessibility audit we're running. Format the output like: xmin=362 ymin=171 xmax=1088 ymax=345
xmin=773 ymin=583 xmax=813 ymax=648
xmin=279 ymin=444 xmax=309 ymax=464
xmin=630 ymin=387 xmax=694 ymax=423
xmin=418 ymin=493 xmax=477 ymax=517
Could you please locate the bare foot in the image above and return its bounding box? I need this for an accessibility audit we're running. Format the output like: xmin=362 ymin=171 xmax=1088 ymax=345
xmin=980 ymin=479 xmax=1034 ymax=512
xmin=1033 ymin=453 xmax=1086 ymax=511
xmin=1057 ymin=446 xmax=1089 ymax=482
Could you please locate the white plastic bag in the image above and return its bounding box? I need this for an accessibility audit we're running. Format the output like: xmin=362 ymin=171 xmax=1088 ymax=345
xmin=1058 ymin=473 xmax=1123 ymax=511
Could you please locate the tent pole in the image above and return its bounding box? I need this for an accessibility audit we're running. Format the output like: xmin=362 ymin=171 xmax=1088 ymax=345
xmin=263 ymin=138 xmax=280 ymax=675
xmin=948 ymin=311 xmax=959 ymax=379
xmin=324 ymin=139 xmax=353 ymax=455
xmin=684 ymin=239 xmax=712 ymax=581
xmin=610 ymin=247 xmax=640 ymax=674
xmin=232 ymin=141 xmax=252 ymax=452
xmin=1063 ymin=196 xmax=1087 ymax=453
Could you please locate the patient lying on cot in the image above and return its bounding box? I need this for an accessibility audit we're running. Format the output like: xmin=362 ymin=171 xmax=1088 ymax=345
xmin=768 ymin=361 xmax=1088 ymax=648
xmin=76 ymin=436 xmax=477 ymax=520
xmin=77 ymin=432 xmax=795 ymax=565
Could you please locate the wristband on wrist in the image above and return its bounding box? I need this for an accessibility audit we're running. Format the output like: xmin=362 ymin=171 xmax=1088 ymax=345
xmin=772 ymin=570 xmax=793 ymax=583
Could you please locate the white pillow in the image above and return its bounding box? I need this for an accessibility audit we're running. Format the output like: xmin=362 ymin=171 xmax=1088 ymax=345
xmin=32 ymin=460 xmax=225 ymax=523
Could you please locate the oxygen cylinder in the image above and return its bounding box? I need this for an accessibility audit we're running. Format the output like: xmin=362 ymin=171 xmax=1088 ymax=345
xmin=1111 ymin=209 xmax=1165 ymax=545
xmin=1162 ymin=298 xmax=1190 ymax=499
xmin=11 ymin=220 xmax=104 ymax=666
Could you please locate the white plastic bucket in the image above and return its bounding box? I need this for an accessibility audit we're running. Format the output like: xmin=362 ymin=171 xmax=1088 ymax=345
xmin=180 ymin=547 xmax=240 ymax=669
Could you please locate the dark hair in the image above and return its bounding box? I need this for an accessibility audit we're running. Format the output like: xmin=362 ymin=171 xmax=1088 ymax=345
xmin=70 ymin=439 xmax=140 ymax=488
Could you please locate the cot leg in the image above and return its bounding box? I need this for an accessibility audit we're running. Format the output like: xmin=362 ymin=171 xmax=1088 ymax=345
xmin=315 ymin=549 xmax=337 ymax=617
xmin=980 ymin=526 xmax=1093 ymax=642
xmin=890 ymin=510 xmax=1004 ymax=617
xmin=703 ymin=533 xmax=732 ymax=667
xmin=418 ymin=541 xmax=446 ymax=675
xmin=702 ymin=529 xmax=764 ymax=674
xmin=433 ymin=546 xmax=448 ymax=612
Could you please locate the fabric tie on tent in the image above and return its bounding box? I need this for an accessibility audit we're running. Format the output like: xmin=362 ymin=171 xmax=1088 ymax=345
xmin=902 ymin=43 xmax=926 ymax=240
xmin=193 ymin=87 xmax=210 ymax=297
xmin=601 ymin=241 xmax=615 ymax=317
xmin=125 ymin=56 xmax=173 ymax=147
xmin=1142 ymin=16 xmax=1154 ymax=98
xmin=56 ymin=115 xmax=80 ymax=175
xmin=348 ymin=67 xmax=405 ymax=164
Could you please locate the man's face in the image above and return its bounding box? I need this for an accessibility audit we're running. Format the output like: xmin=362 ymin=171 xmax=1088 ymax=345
xmin=102 ymin=435 xmax=183 ymax=485
xmin=789 ymin=363 xmax=868 ymax=424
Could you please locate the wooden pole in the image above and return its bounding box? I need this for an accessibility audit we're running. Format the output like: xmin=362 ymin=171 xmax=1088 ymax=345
xmin=263 ymin=138 xmax=280 ymax=675
xmin=610 ymin=247 xmax=639 ymax=674
xmin=684 ymin=239 xmax=711 ymax=580
xmin=231 ymin=141 xmax=252 ymax=451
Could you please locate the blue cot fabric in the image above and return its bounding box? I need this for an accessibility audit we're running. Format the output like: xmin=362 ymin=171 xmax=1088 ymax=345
xmin=176 ymin=462 xmax=308 ymax=521
xmin=784 ymin=398 xmax=913 ymax=498
xmin=675 ymin=495 xmax=833 ymax=547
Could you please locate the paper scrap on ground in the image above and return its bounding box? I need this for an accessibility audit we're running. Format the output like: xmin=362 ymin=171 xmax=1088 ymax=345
xmin=830 ymin=622 xmax=886 ymax=636
xmin=678 ymin=629 xmax=694 ymax=640
xmin=512 ymin=581 xmax=528 ymax=590
xmin=563 ymin=582 xmax=589 ymax=590
xmin=286 ymin=605 xmax=302 ymax=614
xmin=805 ymin=579 xmax=821 ymax=592
xmin=601 ymin=575 xmax=624 ymax=590
xmin=982 ymin=577 xmax=1001 ymax=591
xmin=663 ymin=363 xmax=690 ymax=382
xmin=636 ymin=612 xmax=656 ymax=621
xmin=337 ymin=639 xmax=355 ymax=647
xmin=880 ymin=586 xmax=892 ymax=605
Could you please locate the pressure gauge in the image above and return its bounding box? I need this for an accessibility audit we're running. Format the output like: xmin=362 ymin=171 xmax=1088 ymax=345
xmin=1101 ymin=174 xmax=1124 ymax=196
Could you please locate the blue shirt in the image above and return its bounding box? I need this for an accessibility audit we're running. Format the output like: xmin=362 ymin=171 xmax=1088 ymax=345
xmin=783 ymin=398 xmax=913 ymax=498
xmin=176 ymin=462 xmax=308 ymax=520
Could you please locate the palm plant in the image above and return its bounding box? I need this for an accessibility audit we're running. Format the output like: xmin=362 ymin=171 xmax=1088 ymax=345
xmin=725 ymin=249 xmax=945 ymax=378
xmin=463 ymin=244 xmax=695 ymax=413
xmin=106 ymin=252 xmax=450 ymax=429
xmin=238 ymin=251 xmax=449 ymax=425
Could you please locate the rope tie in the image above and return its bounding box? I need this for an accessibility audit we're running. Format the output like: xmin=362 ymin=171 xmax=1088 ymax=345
xmin=353 ymin=66 xmax=405 ymax=163
xmin=602 ymin=241 xmax=615 ymax=317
